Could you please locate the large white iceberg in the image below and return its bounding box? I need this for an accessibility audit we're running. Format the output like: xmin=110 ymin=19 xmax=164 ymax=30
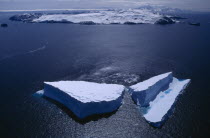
xmin=129 ymin=72 xmax=173 ymax=107
xmin=143 ymin=78 xmax=190 ymax=127
xmin=43 ymin=81 xmax=125 ymax=119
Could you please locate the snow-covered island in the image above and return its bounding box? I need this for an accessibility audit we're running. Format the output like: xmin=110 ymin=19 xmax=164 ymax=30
xmin=9 ymin=8 xmax=186 ymax=25
xmin=43 ymin=81 xmax=125 ymax=119
xmin=129 ymin=72 xmax=190 ymax=127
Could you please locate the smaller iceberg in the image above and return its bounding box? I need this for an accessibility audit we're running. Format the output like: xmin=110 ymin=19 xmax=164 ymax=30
xmin=143 ymin=78 xmax=190 ymax=127
xmin=43 ymin=81 xmax=125 ymax=119
xmin=129 ymin=72 xmax=173 ymax=107
xmin=129 ymin=72 xmax=190 ymax=127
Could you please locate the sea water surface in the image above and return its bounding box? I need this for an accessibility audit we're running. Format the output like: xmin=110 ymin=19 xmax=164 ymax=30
xmin=0 ymin=12 xmax=210 ymax=137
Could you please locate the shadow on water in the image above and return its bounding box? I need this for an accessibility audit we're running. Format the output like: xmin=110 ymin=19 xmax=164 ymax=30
xmin=43 ymin=96 xmax=118 ymax=124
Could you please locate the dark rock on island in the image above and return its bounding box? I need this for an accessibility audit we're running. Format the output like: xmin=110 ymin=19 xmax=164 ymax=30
xmin=9 ymin=13 xmax=42 ymax=22
xmin=124 ymin=22 xmax=137 ymax=25
xmin=170 ymin=16 xmax=187 ymax=20
xmin=155 ymin=17 xmax=175 ymax=25
xmin=110 ymin=22 xmax=120 ymax=24
xmin=79 ymin=21 xmax=96 ymax=25
xmin=40 ymin=19 xmax=73 ymax=24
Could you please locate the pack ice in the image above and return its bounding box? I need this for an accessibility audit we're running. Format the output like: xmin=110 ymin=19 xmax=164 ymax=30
xmin=43 ymin=81 xmax=125 ymax=119
xmin=129 ymin=72 xmax=190 ymax=127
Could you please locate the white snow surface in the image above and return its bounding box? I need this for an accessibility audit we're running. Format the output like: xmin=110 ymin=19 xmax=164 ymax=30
xmin=33 ymin=9 xmax=163 ymax=24
xmin=130 ymin=72 xmax=172 ymax=91
xmin=143 ymin=78 xmax=190 ymax=123
xmin=44 ymin=81 xmax=124 ymax=103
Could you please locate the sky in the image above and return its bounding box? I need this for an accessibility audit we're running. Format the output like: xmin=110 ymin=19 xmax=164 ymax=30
xmin=0 ymin=0 xmax=210 ymax=11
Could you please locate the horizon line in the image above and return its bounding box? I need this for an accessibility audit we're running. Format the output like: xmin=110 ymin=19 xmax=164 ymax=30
xmin=0 ymin=8 xmax=108 ymax=12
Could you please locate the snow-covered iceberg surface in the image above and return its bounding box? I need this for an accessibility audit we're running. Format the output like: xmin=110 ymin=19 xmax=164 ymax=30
xmin=129 ymin=72 xmax=173 ymax=107
xmin=143 ymin=78 xmax=190 ymax=127
xmin=43 ymin=81 xmax=125 ymax=119
xmin=9 ymin=8 xmax=186 ymax=25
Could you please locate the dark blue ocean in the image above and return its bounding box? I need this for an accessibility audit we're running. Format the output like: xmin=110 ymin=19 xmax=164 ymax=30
xmin=0 ymin=12 xmax=210 ymax=137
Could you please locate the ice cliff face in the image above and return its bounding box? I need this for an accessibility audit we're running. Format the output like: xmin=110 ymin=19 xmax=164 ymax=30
xmin=129 ymin=72 xmax=173 ymax=107
xmin=43 ymin=81 xmax=125 ymax=119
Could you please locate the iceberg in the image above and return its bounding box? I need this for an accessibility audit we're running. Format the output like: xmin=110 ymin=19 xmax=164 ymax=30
xmin=129 ymin=72 xmax=173 ymax=107
xmin=43 ymin=81 xmax=125 ymax=119
xmin=129 ymin=72 xmax=190 ymax=127
xmin=143 ymin=78 xmax=190 ymax=127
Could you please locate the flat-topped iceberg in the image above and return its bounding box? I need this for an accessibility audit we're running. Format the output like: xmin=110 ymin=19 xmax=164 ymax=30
xmin=43 ymin=81 xmax=125 ymax=119
xmin=143 ymin=78 xmax=190 ymax=127
xmin=130 ymin=72 xmax=173 ymax=107
xmin=129 ymin=72 xmax=190 ymax=127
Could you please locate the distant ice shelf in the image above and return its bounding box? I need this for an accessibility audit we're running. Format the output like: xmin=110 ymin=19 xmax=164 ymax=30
xmin=129 ymin=72 xmax=190 ymax=127
xmin=43 ymin=81 xmax=125 ymax=119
